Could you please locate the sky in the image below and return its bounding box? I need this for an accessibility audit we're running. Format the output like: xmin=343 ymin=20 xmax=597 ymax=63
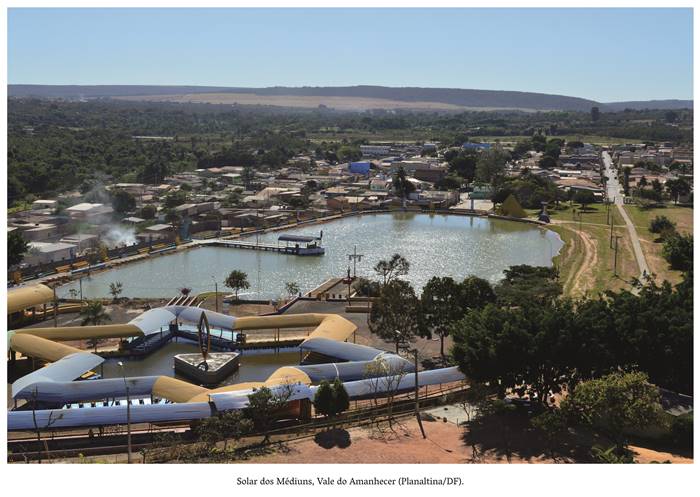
xmin=7 ymin=8 xmax=694 ymax=102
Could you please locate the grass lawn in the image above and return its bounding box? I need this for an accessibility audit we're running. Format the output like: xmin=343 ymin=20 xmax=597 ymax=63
xmin=622 ymin=203 xmax=693 ymax=284
xmin=549 ymin=221 xmax=637 ymax=298
xmin=526 ymin=201 xmax=638 ymax=296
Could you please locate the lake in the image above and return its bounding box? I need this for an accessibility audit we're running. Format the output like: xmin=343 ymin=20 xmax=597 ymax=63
xmin=59 ymin=212 xmax=563 ymax=300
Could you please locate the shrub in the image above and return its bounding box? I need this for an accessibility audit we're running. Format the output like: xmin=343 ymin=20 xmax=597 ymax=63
xmin=662 ymin=232 xmax=693 ymax=271
xmin=668 ymin=413 xmax=693 ymax=450
xmin=649 ymin=215 xmax=676 ymax=235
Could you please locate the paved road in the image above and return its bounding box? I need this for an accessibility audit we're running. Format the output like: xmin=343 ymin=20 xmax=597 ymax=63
xmin=601 ymin=151 xmax=649 ymax=278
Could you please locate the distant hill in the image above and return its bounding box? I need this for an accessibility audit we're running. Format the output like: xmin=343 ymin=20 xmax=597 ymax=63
xmin=8 ymin=84 xmax=693 ymax=112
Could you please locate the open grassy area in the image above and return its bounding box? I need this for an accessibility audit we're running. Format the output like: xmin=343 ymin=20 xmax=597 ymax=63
xmin=528 ymin=201 xmax=638 ymax=297
xmin=533 ymin=202 xmax=619 ymax=226
xmin=622 ymin=203 xmax=693 ymax=285
xmin=550 ymin=221 xmax=637 ymax=298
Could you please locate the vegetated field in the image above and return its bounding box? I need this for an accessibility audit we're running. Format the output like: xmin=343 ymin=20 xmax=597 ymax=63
xmin=538 ymin=203 xmax=638 ymax=296
xmin=115 ymin=93 xmax=541 ymax=113
xmin=623 ymin=203 xmax=693 ymax=285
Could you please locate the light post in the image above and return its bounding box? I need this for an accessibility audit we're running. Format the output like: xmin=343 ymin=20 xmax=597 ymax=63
xmin=609 ymin=209 xmax=615 ymax=249
xmin=117 ymin=361 xmax=132 ymax=464
xmin=409 ymin=348 xmax=426 ymax=439
xmin=613 ymin=235 xmax=623 ymax=277
xmin=211 ymin=276 xmax=219 ymax=313
xmin=395 ymin=329 xmax=426 ymax=439
xmin=347 ymin=245 xmax=364 ymax=278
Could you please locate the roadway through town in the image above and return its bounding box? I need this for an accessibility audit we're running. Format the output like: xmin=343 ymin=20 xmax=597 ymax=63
xmin=602 ymin=151 xmax=650 ymax=278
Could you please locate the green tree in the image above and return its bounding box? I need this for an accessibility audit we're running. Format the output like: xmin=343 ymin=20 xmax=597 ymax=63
xmin=561 ymin=371 xmax=662 ymax=453
xmin=373 ymin=253 xmax=410 ymax=286
xmin=332 ymin=378 xmax=350 ymax=416
xmin=665 ymin=178 xmax=691 ymax=204
xmin=494 ymin=265 xmax=562 ymax=306
xmin=140 ymin=204 xmax=157 ymax=219
xmin=225 ymin=270 xmax=250 ymax=301
xmin=369 ymin=280 xmax=420 ymax=353
xmin=448 ymin=153 xmax=477 ymax=181
xmin=475 ymin=149 xmax=509 ymax=183
xmin=241 ymin=166 xmax=256 ymax=190
xmin=451 ymin=299 xmax=579 ymax=403
xmin=622 ymin=167 xmax=631 ymax=195
xmin=591 ymin=106 xmax=600 ymax=122
xmin=111 ymin=190 xmax=136 ymax=214
xmin=108 ymin=281 xmax=123 ymax=302
xmin=8 ymin=230 xmax=29 ymax=267
xmin=573 ymin=190 xmax=596 ymax=211
xmin=313 ymin=381 xmax=335 ymax=419
xmin=460 ymin=276 xmax=497 ymax=309
xmin=538 ymin=155 xmax=557 ymax=170
xmin=244 ymin=385 xmax=294 ymax=442
xmin=80 ymin=300 xmax=111 ymax=326
xmin=164 ymin=190 xmax=187 ymax=209
xmin=649 ymin=215 xmax=676 ymax=236
xmin=284 ymin=281 xmax=300 ymax=298
xmin=419 ymin=276 xmax=463 ymax=357
xmin=392 ymin=166 xmax=415 ymax=207
xmin=662 ymin=232 xmax=693 ymax=271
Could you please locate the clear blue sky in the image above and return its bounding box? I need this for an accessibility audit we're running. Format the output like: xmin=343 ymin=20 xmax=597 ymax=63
xmin=8 ymin=8 xmax=694 ymax=102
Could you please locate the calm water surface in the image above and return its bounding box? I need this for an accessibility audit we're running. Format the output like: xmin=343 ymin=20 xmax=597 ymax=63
xmin=60 ymin=213 xmax=563 ymax=299
xmin=101 ymin=342 xmax=300 ymax=387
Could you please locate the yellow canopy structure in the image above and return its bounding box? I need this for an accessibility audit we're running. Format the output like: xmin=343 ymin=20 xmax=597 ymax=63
xmin=7 ymin=284 xmax=54 ymax=314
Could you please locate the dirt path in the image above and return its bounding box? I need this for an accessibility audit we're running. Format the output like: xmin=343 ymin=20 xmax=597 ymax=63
xmin=570 ymin=228 xmax=598 ymax=297
xmin=556 ymin=223 xmax=598 ymax=297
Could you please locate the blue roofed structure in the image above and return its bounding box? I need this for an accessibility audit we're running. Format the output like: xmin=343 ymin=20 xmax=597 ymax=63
xmin=349 ymin=161 xmax=371 ymax=175
xmin=462 ymin=142 xmax=492 ymax=150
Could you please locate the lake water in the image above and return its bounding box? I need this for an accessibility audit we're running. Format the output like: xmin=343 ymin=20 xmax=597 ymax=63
xmin=59 ymin=212 xmax=563 ymax=300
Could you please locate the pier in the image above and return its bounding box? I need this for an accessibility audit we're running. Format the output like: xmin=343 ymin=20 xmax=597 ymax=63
xmin=204 ymin=233 xmax=325 ymax=256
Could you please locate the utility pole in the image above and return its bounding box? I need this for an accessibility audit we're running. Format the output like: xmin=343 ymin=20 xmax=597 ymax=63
xmin=118 ymin=362 xmax=132 ymax=464
xmin=79 ymin=277 xmax=83 ymax=302
xmin=347 ymin=244 xmax=364 ymax=278
xmin=412 ymin=349 xmax=426 ymax=439
xmin=53 ymin=286 xmax=58 ymax=328
xmin=613 ymin=235 xmax=622 ymax=276
xmin=610 ymin=209 xmax=615 ymax=249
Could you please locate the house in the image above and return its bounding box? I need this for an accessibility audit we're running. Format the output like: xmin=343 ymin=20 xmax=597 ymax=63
xmin=59 ymin=234 xmax=99 ymax=252
xmin=31 ymin=199 xmax=57 ymax=211
xmin=65 ymin=203 xmax=114 ymax=221
xmin=24 ymin=241 xmax=78 ymax=265
xmin=360 ymin=144 xmax=391 ymax=157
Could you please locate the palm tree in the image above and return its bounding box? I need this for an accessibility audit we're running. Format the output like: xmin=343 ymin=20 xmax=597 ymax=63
xmin=393 ymin=166 xmax=415 ymax=208
xmin=80 ymin=300 xmax=111 ymax=326
xmin=80 ymin=300 xmax=111 ymax=352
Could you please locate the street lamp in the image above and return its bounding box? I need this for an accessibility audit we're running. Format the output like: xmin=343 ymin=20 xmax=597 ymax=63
xmin=210 ymin=276 xmax=219 ymax=313
xmin=117 ymin=361 xmax=132 ymax=464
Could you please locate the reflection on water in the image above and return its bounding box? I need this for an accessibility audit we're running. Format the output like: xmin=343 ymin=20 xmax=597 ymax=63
xmin=101 ymin=342 xmax=300 ymax=387
xmin=60 ymin=213 xmax=563 ymax=299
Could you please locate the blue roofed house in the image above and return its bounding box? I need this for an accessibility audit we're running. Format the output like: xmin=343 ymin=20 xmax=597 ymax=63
xmin=348 ymin=161 xmax=371 ymax=176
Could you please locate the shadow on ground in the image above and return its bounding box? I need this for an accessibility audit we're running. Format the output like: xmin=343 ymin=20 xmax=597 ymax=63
xmin=461 ymin=411 xmax=594 ymax=463
xmin=314 ymin=428 xmax=352 ymax=449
